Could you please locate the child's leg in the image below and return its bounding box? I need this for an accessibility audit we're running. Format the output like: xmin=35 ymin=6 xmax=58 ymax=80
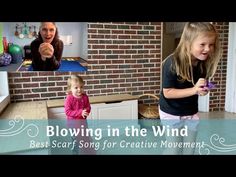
xmin=162 ymin=130 xmax=183 ymax=155
xmin=74 ymin=120 xmax=96 ymax=155
xmin=182 ymin=113 xmax=199 ymax=155
xmin=182 ymin=129 xmax=198 ymax=155
xmin=159 ymin=109 xmax=184 ymax=155
xmin=71 ymin=136 xmax=79 ymax=155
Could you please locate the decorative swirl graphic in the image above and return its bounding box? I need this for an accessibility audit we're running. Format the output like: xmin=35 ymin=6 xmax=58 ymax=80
xmin=198 ymin=134 xmax=236 ymax=155
xmin=0 ymin=116 xmax=39 ymax=137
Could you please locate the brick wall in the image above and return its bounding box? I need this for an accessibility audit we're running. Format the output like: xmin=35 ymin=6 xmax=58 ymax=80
xmin=7 ymin=22 xmax=228 ymax=111
xmin=8 ymin=72 xmax=74 ymax=101
xmin=209 ymin=22 xmax=229 ymax=111
xmin=87 ymin=22 xmax=161 ymax=100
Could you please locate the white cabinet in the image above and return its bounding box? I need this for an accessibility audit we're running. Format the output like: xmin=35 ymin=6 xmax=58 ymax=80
xmin=47 ymin=107 xmax=66 ymax=119
xmin=47 ymin=94 xmax=139 ymax=136
xmin=87 ymin=97 xmax=139 ymax=134
xmin=88 ymin=100 xmax=138 ymax=120
xmin=47 ymin=94 xmax=138 ymax=120
xmin=47 ymin=99 xmax=138 ymax=120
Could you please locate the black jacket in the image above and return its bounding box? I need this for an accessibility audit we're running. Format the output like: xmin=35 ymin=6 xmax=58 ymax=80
xmin=30 ymin=36 xmax=63 ymax=71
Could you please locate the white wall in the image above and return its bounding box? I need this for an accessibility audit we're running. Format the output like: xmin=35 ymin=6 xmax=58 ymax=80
xmin=0 ymin=72 xmax=9 ymax=96
xmin=80 ymin=23 xmax=88 ymax=60
xmin=2 ymin=22 xmax=39 ymax=47
xmin=57 ymin=22 xmax=87 ymax=58
xmin=0 ymin=71 xmax=10 ymax=113
xmin=225 ymin=22 xmax=236 ymax=113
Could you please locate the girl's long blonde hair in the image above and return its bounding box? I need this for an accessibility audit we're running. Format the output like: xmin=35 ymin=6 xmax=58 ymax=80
xmin=66 ymin=75 xmax=84 ymax=94
xmin=171 ymin=22 xmax=222 ymax=84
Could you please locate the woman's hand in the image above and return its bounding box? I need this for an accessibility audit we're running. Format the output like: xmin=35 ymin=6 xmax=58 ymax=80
xmin=39 ymin=42 xmax=54 ymax=60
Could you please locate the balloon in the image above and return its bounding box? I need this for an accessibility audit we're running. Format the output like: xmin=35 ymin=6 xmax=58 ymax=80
xmin=8 ymin=44 xmax=22 ymax=54
xmin=8 ymin=44 xmax=23 ymax=63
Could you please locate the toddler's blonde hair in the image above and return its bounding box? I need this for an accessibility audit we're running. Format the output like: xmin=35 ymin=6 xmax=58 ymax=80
xmin=66 ymin=75 xmax=85 ymax=94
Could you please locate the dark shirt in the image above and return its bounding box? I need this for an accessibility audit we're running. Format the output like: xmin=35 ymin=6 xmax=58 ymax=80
xmin=30 ymin=37 xmax=63 ymax=71
xmin=159 ymin=55 xmax=206 ymax=116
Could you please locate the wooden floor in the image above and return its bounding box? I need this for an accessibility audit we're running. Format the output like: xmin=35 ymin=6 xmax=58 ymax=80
xmin=199 ymin=111 xmax=236 ymax=119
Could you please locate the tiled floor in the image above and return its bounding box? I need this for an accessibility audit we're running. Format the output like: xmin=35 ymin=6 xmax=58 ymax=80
xmin=199 ymin=111 xmax=236 ymax=119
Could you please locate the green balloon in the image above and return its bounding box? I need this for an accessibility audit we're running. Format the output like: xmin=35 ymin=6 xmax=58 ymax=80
xmin=8 ymin=44 xmax=22 ymax=54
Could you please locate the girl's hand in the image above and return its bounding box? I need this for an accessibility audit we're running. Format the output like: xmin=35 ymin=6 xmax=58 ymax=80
xmin=194 ymin=78 xmax=209 ymax=96
xmin=39 ymin=43 xmax=54 ymax=59
xmin=198 ymin=88 xmax=209 ymax=96
xmin=82 ymin=109 xmax=89 ymax=119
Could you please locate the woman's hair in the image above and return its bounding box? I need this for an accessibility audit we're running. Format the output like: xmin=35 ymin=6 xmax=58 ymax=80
xmin=38 ymin=22 xmax=59 ymax=43
xmin=66 ymin=75 xmax=85 ymax=94
xmin=171 ymin=22 xmax=222 ymax=84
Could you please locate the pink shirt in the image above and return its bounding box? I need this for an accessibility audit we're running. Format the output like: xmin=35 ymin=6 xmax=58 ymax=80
xmin=64 ymin=93 xmax=91 ymax=120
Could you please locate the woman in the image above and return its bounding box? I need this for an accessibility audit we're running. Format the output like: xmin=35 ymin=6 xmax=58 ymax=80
xmin=30 ymin=22 xmax=64 ymax=71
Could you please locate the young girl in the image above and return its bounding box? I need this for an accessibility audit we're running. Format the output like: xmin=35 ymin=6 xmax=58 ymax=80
xmin=65 ymin=75 xmax=91 ymax=119
xmin=159 ymin=22 xmax=222 ymax=154
xmin=65 ymin=75 xmax=95 ymax=154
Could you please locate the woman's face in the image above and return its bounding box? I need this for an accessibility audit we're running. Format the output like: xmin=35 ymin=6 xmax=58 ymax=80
xmin=39 ymin=22 xmax=56 ymax=43
xmin=71 ymin=81 xmax=84 ymax=98
xmin=190 ymin=32 xmax=216 ymax=62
